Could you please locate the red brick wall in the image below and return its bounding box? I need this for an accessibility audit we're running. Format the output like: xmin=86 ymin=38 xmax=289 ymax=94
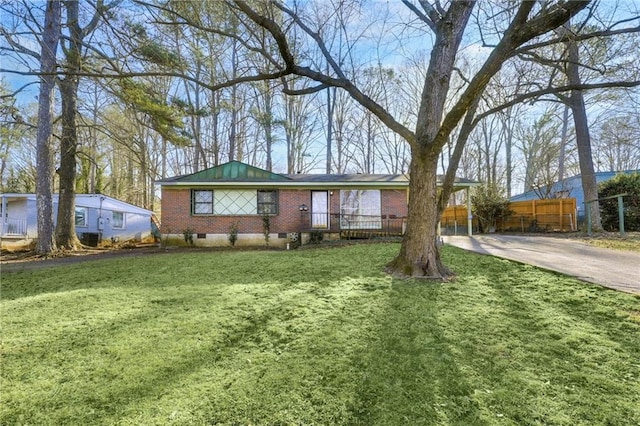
xmin=381 ymin=189 xmax=408 ymax=218
xmin=161 ymin=188 xmax=309 ymax=235
xmin=160 ymin=187 xmax=408 ymax=234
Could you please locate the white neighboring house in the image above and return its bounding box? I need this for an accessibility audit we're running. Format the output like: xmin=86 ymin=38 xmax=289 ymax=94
xmin=0 ymin=193 xmax=154 ymax=248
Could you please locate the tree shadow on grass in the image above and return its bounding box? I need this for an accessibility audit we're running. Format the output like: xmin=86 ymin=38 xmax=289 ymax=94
xmin=347 ymin=280 xmax=489 ymax=425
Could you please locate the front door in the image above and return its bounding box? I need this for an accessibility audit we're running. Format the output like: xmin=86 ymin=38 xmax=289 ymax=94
xmin=311 ymin=191 xmax=329 ymax=228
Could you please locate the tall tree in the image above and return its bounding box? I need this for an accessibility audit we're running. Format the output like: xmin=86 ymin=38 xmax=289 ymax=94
xmin=55 ymin=0 xmax=114 ymax=249
xmin=225 ymin=0 xmax=592 ymax=277
xmin=564 ymin=25 xmax=602 ymax=230
xmin=35 ymin=0 xmax=61 ymax=255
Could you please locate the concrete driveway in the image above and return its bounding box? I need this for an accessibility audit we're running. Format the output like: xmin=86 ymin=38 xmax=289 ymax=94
xmin=444 ymin=235 xmax=640 ymax=295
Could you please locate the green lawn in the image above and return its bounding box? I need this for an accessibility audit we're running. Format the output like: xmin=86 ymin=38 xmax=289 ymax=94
xmin=581 ymin=232 xmax=640 ymax=252
xmin=1 ymin=244 xmax=639 ymax=425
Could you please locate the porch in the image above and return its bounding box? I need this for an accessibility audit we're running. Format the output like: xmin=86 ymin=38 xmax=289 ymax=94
xmin=299 ymin=213 xmax=406 ymax=239
xmin=1 ymin=218 xmax=28 ymax=237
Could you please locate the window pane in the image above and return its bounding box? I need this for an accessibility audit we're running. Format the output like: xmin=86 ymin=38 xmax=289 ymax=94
xmin=194 ymin=191 xmax=212 ymax=203
xmin=75 ymin=207 xmax=87 ymax=227
xmin=194 ymin=203 xmax=213 ymax=214
xmin=258 ymin=203 xmax=276 ymax=214
xmin=193 ymin=190 xmax=214 ymax=214
xmin=215 ymin=190 xmax=257 ymax=215
xmin=258 ymin=190 xmax=276 ymax=203
xmin=340 ymin=190 xmax=381 ymax=229
xmin=257 ymin=190 xmax=278 ymax=215
xmin=112 ymin=211 xmax=124 ymax=228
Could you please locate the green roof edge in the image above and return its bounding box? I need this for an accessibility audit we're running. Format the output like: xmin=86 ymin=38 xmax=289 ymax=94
xmin=175 ymin=161 xmax=290 ymax=182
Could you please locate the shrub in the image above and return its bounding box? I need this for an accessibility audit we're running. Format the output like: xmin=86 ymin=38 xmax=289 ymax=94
xmin=471 ymin=184 xmax=512 ymax=233
xmin=599 ymin=173 xmax=640 ymax=231
xmin=182 ymin=228 xmax=194 ymax=246
xmin=228 ymin=222 xmax=239 ymax=247
xmin=262 ymin=214 xmax=271 ymax=247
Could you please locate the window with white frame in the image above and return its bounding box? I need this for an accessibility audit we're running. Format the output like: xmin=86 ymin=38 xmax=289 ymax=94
xmin=112 ymin=211 xmax=125 ymax=229
xmin=75 ymin=207 xmax=88 ymax=227
xmin=340 ymin=190 xmax=381 ymax=229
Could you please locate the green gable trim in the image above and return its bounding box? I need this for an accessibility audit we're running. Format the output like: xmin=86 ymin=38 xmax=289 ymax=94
xmin=176 ymin=161 xmax=289 ymax=182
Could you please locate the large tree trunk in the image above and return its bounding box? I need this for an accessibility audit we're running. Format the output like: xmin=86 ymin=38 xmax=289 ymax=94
xmin=55 ymin=75 xmax=82 ymax=249
xmin=55 ymin=0 xmax=90 ymax=249
xmin=35 ymin=0 xmax=60 ymax=255
xmin=388 ymin=2 xmax=475 ymax=279
xmin=387 ymin=154 xmax=450 ymax=278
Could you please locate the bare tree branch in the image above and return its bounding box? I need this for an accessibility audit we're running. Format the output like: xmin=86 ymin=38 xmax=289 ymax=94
xmin=270 ymin=1 xmax=346 ymax=80
xmin=473 ymin=80 xmax=640 ymax=126
xmin=401 ymin=0 xmax=436 ymax=31
xmin=0 ymin=26 xmax=41 ymax=59
xmin=515 ymin=25 xmax=640 ymax=54
xmin=418 ymin=0 xmax=443 ymax=25
xmin=281 ymin=81 xmax=328 ymax=95
xmin=234 ymin=0 xmax=417 ymax=145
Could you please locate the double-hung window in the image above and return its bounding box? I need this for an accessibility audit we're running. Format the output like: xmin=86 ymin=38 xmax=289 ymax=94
xmin=192 ymin=190 xmax=214 ymax=215
xmin=257 ymin=190 xmax=278 ymax=215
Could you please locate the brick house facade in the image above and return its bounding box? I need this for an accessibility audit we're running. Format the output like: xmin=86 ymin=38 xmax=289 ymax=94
xmin=157 ymin=161 xmax=410 ymax=247
xmin=158 ymin=161 xmax=481 ymax=247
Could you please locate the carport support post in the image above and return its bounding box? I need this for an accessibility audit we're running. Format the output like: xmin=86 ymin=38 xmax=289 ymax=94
xmin=466 ymin=187 xmax=473 ymax=236
xmin=586 ymin=193 xmax=627 ymax=236
xmin=0 ymin=195 xmax=6 ymax=235
xmin=585 ymin=200 xmax=593 ymax=236
xmin=618 ymin=195 xmax=625 ymax=236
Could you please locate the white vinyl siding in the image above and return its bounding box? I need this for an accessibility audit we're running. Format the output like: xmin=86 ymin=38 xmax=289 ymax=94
xmin=112 ymin=211 xmax=125 ymax=229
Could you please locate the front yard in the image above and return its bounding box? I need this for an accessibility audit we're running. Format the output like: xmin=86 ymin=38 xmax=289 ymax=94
xmin=1 ymin=243 xmax=639 ymax=425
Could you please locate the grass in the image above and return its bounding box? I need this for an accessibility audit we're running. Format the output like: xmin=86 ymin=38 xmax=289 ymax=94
xmin=1 ymin=243 xmax=639 ymax=425
xmin=580 ymin=232 xmax=640 ymax=252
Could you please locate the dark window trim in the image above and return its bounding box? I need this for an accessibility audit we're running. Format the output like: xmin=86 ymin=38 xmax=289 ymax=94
xmin=191 ymin=189 xmax=214 ymax=215
xmin=257 ymin=189 xmax=279 ymax=215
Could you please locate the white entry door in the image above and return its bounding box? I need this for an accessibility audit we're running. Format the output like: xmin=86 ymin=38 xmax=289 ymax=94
xmin=311 ymin=191 xmax=329 ymax=228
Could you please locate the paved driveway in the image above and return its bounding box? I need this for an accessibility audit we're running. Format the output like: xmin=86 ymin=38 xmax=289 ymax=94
xmin=444 ymin=235 xmax=640 ymax=295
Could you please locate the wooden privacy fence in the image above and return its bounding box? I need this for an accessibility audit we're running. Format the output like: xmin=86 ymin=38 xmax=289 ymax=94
xmin=440 ymin=205 xmax=472 ymax=235
xmin=441 ymin=198 xmax=578 ymax=233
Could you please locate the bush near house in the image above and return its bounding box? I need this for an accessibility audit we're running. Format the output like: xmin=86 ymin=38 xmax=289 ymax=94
xmin=599 ymin=172 xmax=640 ymax=231
xmin=471 ymin=184 xmax=512 ymax=233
